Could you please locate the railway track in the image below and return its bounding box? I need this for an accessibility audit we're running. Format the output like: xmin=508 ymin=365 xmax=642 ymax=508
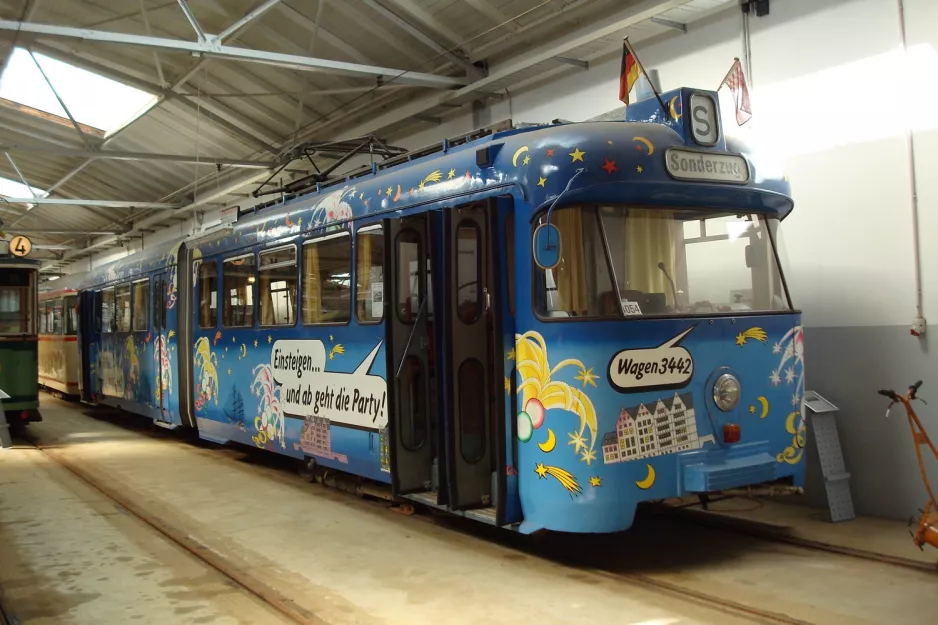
xmin=652 ymin=502 xmax=938 ymax=574
xmin=19 ymin=401 xmax=938 ymax=625
xmin=19 ymin=431 xmax=324 ymax=625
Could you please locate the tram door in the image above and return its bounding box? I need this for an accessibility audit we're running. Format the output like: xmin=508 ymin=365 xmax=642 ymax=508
xmin=443 ymin=201 xmax=499 ymax=510
xmin=385 ymin=214 xmax=436 ymax=495
xmin=153 ymin=271 xmax=168 ymax=421
xmin=77 ymin=291 xmax=96 ymax=402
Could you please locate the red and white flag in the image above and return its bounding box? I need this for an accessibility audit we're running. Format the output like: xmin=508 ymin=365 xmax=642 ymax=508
xmin=720 ymin=59 xmax=752 ymax=125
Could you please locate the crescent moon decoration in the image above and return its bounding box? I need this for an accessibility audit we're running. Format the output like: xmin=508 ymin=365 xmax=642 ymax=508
xmin=633 ymin=136 xmax=654 ymax=156
xmin=537 ymin=428 xmax=556 ymax=453
xmin=635 ymin=463 xmax=656 ymax=490
xmin=669 ymin=95 xmax=681 ymax=121
xmin=240 ymin=344 xmax=247 ymax=359
xmin=757 ymin=395 xmax=770 ymax=419
xmin=512 ymin=145 xmax=530 ymax=167
xmin=393 ymin=185 xmax=402 ymax=202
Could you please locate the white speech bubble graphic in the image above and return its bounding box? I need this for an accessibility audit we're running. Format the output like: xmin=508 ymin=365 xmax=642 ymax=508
xmin=608 ymin=327 xmax=695 ymax=393
xmin=271 ymin=340 xmax=387 ymax=429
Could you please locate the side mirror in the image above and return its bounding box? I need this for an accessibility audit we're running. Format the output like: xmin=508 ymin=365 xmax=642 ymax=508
xmin=533 ymin=223 xmax=561 ymax=270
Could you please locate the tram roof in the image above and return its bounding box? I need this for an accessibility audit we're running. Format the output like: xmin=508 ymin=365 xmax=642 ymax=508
xmin=70 ymin=87 xmax=794 ymax=286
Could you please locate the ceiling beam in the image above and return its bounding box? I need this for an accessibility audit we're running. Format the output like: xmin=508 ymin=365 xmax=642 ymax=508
xmin=383 ymin=0 xmax=463 ymax=48
xmin=3 ymin=198 xmax=180 ymax=209
xmin=360 ymin=0 xmax=483 ymax=80
xmin=321 ymin=0 xmax=691 ymax=140
xmin=217 ymin=0 xmax=283 ymax=41
xmin=0 ymin=142 xmax=276 ymax=168
xmin=0 ymin=19 xmax=468 ymax=88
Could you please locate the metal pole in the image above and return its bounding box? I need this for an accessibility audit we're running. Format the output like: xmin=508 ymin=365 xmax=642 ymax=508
xmin=27 ymin=50 xmax=94 ymax=149
xmin=176 ymin=0 xmax=208 ymax=43
xmin=216 ymin=0 xmax=284 ymax=41
xmin=897 ymin=0 xmax=924 ymax=327
xmin=4 ymin=152 xmax=39 ymax=198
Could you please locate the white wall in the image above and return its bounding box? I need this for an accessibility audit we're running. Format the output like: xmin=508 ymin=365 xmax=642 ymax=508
xmin=72 ymin=0 xmax=938 ymax=519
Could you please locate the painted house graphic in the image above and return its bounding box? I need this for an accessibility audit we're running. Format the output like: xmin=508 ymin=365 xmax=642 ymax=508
xmin=602 ymin=392 xmax=711 ymax=465
xmin=295 ymin=415 xmax=349 ymax=464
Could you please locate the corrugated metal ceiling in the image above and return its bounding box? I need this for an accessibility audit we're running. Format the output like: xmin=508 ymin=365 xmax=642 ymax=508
xmin=0 ymin=0 xmax=734 ymax=271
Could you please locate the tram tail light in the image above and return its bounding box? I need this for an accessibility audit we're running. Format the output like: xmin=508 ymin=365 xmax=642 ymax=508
xmin=19 ymin=410 xmax=29 ymax=421
xmin=723 ymin=423 xmax=741 ymax=444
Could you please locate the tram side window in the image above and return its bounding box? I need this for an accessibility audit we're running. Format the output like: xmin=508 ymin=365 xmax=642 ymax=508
xmin=101 ymin=288 xmax=116 ymax=333
xmin=64 ymin=296 xmax=78 ymax=335
xmin=0 ymin=271 xmax=32 ymax=335
xmin=533 ymin=205 xmax=615 ymax=319
xmin=115 ymin=284 xmax=131 ymax=332
xmin=259 ymin=247 xmax=297 ymax=326
xmin=223 ymin=255 xmax=255 ymax=328
xmin=303 ymin=233 xmax=351 ymax=325
xmin=396 ymin=229 xmax=422 ymax=324
xmin=132 ymin=280 xmax=149 ymax=332
xmin=198 ymin=262 xmax=218 ymax=329
xmin=356 ymin=226 xmax=384 ymax=323
xmin=38 ymin=301 xmax=48 ymax=334
xmin=51 ymin=298 xmax=63 ymax=334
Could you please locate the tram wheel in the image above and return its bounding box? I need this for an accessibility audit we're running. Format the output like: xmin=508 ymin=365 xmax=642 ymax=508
xmin=297 ymin=457 xmax=317 ymax=482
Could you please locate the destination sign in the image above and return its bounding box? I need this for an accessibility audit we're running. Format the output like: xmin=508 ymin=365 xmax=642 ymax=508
xmin=665 ymin=148 xmax=750 ymax=184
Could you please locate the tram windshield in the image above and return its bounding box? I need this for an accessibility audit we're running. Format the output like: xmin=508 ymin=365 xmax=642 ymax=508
xmin=534 ymin=205 xmax=791 ymax=319
xmin=0 ymin=270 xmax=35 ymax=334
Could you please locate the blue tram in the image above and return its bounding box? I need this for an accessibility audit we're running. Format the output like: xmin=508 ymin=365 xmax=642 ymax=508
xmin=62 ymin=86 xmax=806 ymax=533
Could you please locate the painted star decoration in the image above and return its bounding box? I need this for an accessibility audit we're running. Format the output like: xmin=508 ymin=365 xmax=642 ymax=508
xmin=569 ymin=147 xmax=586 ymax=162
xmin=580 ymin=448 xmax=597 ymax=466
xmin=785 ymin=366 xmax=796 ymax=384
xmin=574 ymin=366 xmax=598 ymax=388
xmin=522 ymin=154 xmax=531 ymax=165
xmin=601 ymin=158 xmax=617 ymax=175
xmin=772 ymin=341 xmax=782 ymax=354
xmin=504 ymin=377 xmax=510 ymax=392
xmin=749 ymin=405 xmax=756 ymax=414
xmin=253 ymin=339 xmax=259 ymax=348
xmin=791 ymin=393 xmax=802 ymax=406
xmin=545 ymin=148 xmax=555 ymax=157
xmin=636 ymin=165 xmax=644 ymax=173
xmin=537 ymin=176 xmax=547 ymax=187
xmin=568 ymin=431 xmax=587 ymax=453
xmin=267 ymin=335 xmax=273 ymax=344
xmin=589 ymin=476 xmax=602 ymax=488
xmin=535 ymin=463 xmax=548 ymax=478
xmin=506 ymin=348 xmax=516 ymax=361
xmin=769 ymin=369 xmax=781 ymax=386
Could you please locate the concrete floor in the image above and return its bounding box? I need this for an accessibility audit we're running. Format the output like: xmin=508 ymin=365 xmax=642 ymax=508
xmin=0 ymin=444 xmax=294 ymax=624
xmin=2 ymin=395 xmax=937 ymax=625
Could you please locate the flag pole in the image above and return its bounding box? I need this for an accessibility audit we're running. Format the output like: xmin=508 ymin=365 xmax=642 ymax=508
xmin=624 ymin=37 xmax=668 ymax=117
xmin=719 ymin=57 xmax=741 ymax=88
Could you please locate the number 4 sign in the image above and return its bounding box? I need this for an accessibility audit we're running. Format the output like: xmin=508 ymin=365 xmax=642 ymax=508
xmin=9 ymin=235 xmax=32 ymax=257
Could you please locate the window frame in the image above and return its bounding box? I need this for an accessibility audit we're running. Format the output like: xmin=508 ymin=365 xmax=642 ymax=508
xmin=302 ymin=231 xmax=352 ymax=327
xmin=355 ymin=223 xmax=385 ymax=326
xmin=101 ymin=287 xmax=116 ymax=333
xmin=531 ymin=203 xmax=798 ymax=323
xmin=64 ymin=294 xmax=78 ymax=336
xmin=131 ymin=277 xmax=149 ymax=333
xmin=222 ymin=252 xmax=257 ymax=329
xmin=196 ymin=259 xmax=219 ymax=330
xmin=258 ymin=243 xmax=298 ymax=328
xmin=114 ymin=283 xmax=132 ymax=333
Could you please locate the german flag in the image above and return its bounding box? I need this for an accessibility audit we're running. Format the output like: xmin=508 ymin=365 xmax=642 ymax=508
xmin=619 ymin=38 xmax=640 ymax=104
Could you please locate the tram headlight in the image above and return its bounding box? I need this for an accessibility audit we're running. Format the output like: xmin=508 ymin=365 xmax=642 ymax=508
xmin=713 ymin=373 xmax=741 ymax=412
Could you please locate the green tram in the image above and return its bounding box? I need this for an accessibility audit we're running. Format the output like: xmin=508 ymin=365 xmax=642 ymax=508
xmin=0 ymin=254 xmax=41 ymax=425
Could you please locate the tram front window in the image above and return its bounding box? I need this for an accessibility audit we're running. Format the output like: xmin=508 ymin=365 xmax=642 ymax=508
xmin=534 ymin=205 xmax=791 ymax=318
xmin=0 ymin=271 xmax=34 ymax=334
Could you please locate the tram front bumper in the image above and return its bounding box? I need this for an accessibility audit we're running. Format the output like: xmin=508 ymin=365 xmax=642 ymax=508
xmin=678 ymin=442 xmax=776 ymax=493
